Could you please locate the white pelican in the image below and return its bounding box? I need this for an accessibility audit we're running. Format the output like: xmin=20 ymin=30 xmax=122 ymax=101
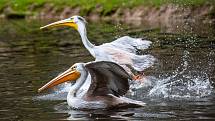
xmin=38 ymin=61 xmax=145 ymax=109
xmin=40 ymin=16 xmax=155 ymax=80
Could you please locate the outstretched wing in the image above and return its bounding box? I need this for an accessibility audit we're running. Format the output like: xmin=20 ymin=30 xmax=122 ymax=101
xmin=97 ymin=36 xmax=155 ymax=72
xmin=107 ymin=36 xmax=152 ymax=53
xmin=85 ymin=61 xmax=131 ymax=97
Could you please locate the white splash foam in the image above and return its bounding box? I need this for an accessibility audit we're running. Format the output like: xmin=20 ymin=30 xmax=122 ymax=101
xmin=35 ymin=82 xmax=72 ymax=100
xmin=147 ymin=51 xmax=214 ymax=99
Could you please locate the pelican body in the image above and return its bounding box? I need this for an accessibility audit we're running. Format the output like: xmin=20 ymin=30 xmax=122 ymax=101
xmin=40 ymin=16 xmax=155 ymax=79
xmin=38 ymin=61 xmax=144 ymax=109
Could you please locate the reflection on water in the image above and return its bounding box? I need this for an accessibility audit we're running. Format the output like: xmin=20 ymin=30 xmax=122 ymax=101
xmin=0 ymin=19 xmax=215 ymax=120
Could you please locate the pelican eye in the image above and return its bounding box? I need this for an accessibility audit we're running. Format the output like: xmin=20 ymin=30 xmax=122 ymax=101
xmin=71 ymin=66 xmax=77 ymax=70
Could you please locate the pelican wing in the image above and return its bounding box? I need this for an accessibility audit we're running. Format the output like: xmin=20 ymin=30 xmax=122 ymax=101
xmin=97 ymin=36 xmax=155 ymax=72
xmin=85 ymin=61 xmax=131 ymax=97
xmin=107 ymin=36 xmax=152 ymax=53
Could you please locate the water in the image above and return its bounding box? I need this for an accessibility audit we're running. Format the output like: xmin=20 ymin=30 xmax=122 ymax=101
xmin=0 ymin=19 xmax=215 ymax=120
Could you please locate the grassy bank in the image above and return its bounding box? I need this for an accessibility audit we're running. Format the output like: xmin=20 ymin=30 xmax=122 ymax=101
xmin=0 ymin=0 xmax=214 ymax=16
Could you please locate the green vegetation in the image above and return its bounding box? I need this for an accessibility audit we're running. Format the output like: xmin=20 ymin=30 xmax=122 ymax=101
xmin=0 ymin=0 xmax=214 ymax=16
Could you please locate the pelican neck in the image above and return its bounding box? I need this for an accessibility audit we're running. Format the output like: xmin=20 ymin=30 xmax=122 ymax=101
xmin=78 ymin=24 xmax=95 ymax=57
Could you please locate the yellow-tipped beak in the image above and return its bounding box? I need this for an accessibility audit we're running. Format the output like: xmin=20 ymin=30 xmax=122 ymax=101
xmin=38 ymin=68 xmax=81 ymax=93
xmin=40 ymin=19 xmax=78 ymax=30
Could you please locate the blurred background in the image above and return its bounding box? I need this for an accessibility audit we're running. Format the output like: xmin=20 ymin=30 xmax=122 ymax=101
xmin=0 ymin=0 xmax=215 ymax=23
xmin=0 ymin=0 xmax=215 ymax=120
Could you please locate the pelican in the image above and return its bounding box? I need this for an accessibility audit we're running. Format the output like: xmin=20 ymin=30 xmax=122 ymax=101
xmin=38 ymin=61 xmax=145 ymax=109
xmin=40 ymin=16 xmax=155 ymax=80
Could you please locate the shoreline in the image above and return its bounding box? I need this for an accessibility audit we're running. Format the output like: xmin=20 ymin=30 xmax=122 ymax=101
xmin=0 ymin=3 xmax=214 ymax=25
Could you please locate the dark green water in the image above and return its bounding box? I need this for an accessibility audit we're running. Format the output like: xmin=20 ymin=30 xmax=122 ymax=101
xmin=0 ymin=19 xmax=215 ymax=120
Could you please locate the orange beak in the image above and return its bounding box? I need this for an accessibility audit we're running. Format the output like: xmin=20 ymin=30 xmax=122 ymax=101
xmin=38 ymin=68 xmax=81 ymax=93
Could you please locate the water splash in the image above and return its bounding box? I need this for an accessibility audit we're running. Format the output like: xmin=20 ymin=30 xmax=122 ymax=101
xmin=147 ymin=50 xmax=214 ymax=99
xmin=35 ymin=82 xmax=71 ymax=100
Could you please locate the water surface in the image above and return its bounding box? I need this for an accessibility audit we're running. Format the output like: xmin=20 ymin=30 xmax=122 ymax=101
xmin=0 ymin=19 xmax=215 ymax=120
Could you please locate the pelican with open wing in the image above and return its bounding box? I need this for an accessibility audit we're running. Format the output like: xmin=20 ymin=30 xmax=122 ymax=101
xmin=38 ymin=61 xmax=144 ymax=109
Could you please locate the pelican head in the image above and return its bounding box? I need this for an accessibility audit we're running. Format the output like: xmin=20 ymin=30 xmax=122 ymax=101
xmin=40 ymin=15 xmax=95 ymax=56
xmin=38 ymin=63 xmax=86 ymax=92
xmin=40 ymin=15 xmax=87 ymax=32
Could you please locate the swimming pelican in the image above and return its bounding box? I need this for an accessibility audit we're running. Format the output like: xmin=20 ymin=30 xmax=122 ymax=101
xmin=40 ymin=16 xmax=155 ymax=80
xmin=38 ymin=61 xmax=144 ymax=109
